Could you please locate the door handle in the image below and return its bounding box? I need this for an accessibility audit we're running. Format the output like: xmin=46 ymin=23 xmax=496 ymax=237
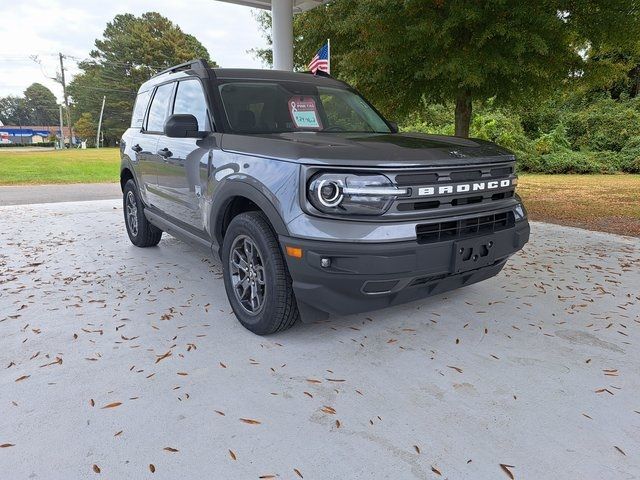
xmin=157 ymin=147 xmax=172 ymax=158
xmin=132 ymin=144 xmax=142 ymax=153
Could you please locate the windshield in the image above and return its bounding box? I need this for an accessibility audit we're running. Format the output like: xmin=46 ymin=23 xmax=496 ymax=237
xmin=218 ymin=81 xmax=391 ymax=134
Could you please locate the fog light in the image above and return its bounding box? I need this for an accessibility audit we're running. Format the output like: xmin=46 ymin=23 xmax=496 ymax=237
xmin=320 ymin=258 xmax=331 ymax=268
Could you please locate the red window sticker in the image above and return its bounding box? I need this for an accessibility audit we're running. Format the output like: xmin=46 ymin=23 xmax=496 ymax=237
xmin=288 ymin=96 xmax=322 ymax=129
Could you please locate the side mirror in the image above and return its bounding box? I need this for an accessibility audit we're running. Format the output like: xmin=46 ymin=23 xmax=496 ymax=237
xmin=164 ymin=114 xmax=206 ymax=138
xmin=388 ymin=121 xmax=399 ymax=133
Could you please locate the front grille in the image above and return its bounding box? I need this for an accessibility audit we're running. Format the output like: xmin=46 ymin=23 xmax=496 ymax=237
xmin=416 ymin=212 xmax=515 ymax=244
xmin=389 ymin=163 xmax=517 ymax=218
xmin=395 ymin=165 xmax=513 ymax=186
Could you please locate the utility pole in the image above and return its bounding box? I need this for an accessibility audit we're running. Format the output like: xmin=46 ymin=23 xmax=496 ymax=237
xmin=96 ymin=96 xmax=106 ymax=149
xmin=59 ymin=53 xmax=74 ymax=147
xmin=58 ymin=104 xmax=64 ymax=149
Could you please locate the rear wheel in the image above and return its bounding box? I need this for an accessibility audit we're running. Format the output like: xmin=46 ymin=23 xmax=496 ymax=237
xmin=123 ymin=179 xmax=162 ymax=247
xmin=222 ymin=211 xmax=299 ymax=335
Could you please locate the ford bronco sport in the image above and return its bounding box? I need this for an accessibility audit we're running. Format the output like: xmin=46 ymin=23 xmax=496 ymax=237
xmin=120 ymin=59 xmax=530 ymax=335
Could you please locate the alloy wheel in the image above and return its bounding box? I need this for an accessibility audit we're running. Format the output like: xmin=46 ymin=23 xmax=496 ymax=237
xmin=229 ymin=235 xmax=266 ymax=315
xmin=126 ymin=190 xmax=139 ymax=237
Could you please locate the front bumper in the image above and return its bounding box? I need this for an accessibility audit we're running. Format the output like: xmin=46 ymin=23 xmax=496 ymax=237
xmin=281 ymin=220 xmax=530 ymax=321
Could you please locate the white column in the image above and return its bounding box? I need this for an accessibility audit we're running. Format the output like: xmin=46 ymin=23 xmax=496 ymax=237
xmin=272 ymin=0 xmax=294 ymax=71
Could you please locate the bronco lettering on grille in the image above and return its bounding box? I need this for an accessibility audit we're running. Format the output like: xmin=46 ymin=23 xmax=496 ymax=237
xmin=417 ymin=179 xmax=512 ymax=196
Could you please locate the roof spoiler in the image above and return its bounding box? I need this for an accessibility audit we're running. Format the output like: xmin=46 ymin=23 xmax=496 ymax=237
xmin=303 ymin=70 xmax=333 ymax=78
xmin=152 ymin=59 xmax=211 ymax=79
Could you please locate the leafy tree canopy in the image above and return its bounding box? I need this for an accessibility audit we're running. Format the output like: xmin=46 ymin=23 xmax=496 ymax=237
xmin=68 ymin=12 xmax=215 ymax=144
xmin=255 ymin=0 xmax=640 ymax=137
xmin=0 ymin=83 xmax=59 ymax=125
xmin=74 ymin=112 xmax=97 ymax=143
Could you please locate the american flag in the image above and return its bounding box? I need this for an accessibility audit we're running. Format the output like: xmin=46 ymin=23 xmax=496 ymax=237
xmin=308 ymin=41 xmax=330 ymax=74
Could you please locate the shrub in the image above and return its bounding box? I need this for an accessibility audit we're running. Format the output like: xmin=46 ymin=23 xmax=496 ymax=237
xmin=540 ymin=150 xmax=611 ymax=174
xmin=563 ymin=96 xmax=640 ymax=152
xmin=619 ymin=136 xmax=640 ymax=173
xmin=401 ymin=103 xmax=455 ymax=136
xmin=0 ymin=142 xmax=55 ymax=148
xmin=533 ymin=123 xmax=572 ymax=155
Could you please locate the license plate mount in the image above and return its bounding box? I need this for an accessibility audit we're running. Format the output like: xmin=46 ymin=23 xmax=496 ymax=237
xmin=452 ymin=236 xmax=497 ymax=273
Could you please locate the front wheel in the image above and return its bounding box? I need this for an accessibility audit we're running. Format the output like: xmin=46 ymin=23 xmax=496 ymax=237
xmin=221 ymin=212 xmax=299 ymax=335
xmin=123 ymin=179 xmax=162 ymax=247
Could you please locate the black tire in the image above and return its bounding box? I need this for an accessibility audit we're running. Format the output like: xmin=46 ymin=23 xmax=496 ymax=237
xmin=222 ymin=211 xmax=299 ymax=335
xmin=123 ymin=179 xmax=162 ymax=247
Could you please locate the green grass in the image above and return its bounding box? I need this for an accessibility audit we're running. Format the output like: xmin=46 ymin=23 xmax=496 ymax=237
xmin=0 ymin=148 xmax=120 ymax=185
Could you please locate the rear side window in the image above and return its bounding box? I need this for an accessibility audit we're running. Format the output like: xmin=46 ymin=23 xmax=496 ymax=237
xmin=130 ymin=90 xmax=150 ymax=128
xmin=145 ymin=83 xmax=174 ymax=132
xmin=173 ymin=80 xmax=210 ymax=131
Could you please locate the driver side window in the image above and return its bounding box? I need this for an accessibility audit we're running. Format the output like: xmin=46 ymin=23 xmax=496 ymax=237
xmin=145 ymin=83 xmax=174 ymax=133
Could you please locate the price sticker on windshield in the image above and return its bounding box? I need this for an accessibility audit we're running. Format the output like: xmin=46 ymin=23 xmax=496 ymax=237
xmin=288 ymin=97 xmax=322 ymax=129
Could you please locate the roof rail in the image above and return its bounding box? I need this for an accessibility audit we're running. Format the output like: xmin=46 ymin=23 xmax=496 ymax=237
xmin=152 ymin=59 xmax=210 ymax=79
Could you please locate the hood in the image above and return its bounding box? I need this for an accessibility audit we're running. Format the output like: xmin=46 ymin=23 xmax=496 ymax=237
xmin=220 ymin=132 xmax=514 ymax=168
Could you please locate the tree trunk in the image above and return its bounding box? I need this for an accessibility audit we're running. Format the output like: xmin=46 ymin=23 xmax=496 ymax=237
xmin=454 ymin=90 xmax=472 ymax=137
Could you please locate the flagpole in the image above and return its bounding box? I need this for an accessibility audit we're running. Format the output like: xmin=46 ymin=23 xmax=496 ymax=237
xmin=327 ymin=38 xmax=331 ymax=75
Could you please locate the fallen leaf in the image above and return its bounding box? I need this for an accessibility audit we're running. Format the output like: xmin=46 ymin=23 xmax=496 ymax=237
xmin=239 ymin=418 xmax=261 ymax=425
xmin=149 ymin=464 xmax=155 ymax=473
xmin=321 ymin=406 xmax=336 ymax=415
xmin=101 ymin=402 xmax=122 ymax=409
xmin=259 ymin=476 xmax=276 ymax=479
xmin=219 ymin=362 xmax=227 ymax=368
xmin=163 ymin=447 xmax=179 ymax=452
xmin=14 ymin=375 xmax=30 ymax=382
xmin=413 ymin=445 xmax=420 ymax=454
xmin=90 ymin=399 xmax=95 ymax=407
xmin=335 ymin=420 xmax=341 ymax=428
xmin=176 ymin=372 xmax=188 ymax=376
xmin=446 ymin=366 xmax=463 ymax=374
xmin=229 ymin=449 xmax=237 ymax=460
xmin=114 ymin=431 xmax=123 ymax=437
xmin=500 ymin=464 xmax=515 ymax=479
xmin=431 ymin=466 xmax=442 ymax=476
xmin=0 ymin=444 xmax=15 ymax=448
xmin=155 ymin=351 xmax=172 ymax=364
xmin=294 ymin=468 xmax=303 ymax=478
xmin=306 ymin=378 xmax=322 ymax=384
xmin=214 ymin=410 xmax=225 ymax=416
xmin=92 ymin=464 xmax=101 ymax=473
xmin=614 ymin=446 xmax=626 ymax=456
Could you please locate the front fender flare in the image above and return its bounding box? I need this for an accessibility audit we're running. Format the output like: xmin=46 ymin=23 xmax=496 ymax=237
xmin=209 ymin=179 xmax=290 ymax=249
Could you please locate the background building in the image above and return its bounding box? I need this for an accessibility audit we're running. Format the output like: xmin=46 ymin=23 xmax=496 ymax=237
xmin=0 ymin=125 xmax=70 ymax=144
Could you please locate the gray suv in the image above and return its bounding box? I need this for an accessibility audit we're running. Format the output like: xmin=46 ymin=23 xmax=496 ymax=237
xmin=120 ymin=59 xmax=530 ymax=335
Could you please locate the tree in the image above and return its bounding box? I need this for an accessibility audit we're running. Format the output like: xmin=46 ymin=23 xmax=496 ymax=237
xmin=581 ymin=40 xmax=640 ymax=99
xmin=255 ymin=0 xmax=640 ymax=137
xmin=68 ymin=12 xmax=216 ymax=145
xmin=0 ymin=84 xmax=59 ymax=126
xmin=0 ymin=96 xmax=27 ymax=125
xmin=23 ymin=83 xmax=59 ymax=125
xmin=74 ymin=112 xmax=97 ymax=144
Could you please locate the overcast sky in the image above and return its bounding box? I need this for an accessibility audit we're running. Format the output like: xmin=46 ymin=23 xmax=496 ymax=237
xmin=0 ymin=0 xmax=268 ymax=102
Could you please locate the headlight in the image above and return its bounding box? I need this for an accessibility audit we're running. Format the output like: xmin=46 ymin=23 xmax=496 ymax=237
xmin=308 ymin=172 xmax=408 ymax=215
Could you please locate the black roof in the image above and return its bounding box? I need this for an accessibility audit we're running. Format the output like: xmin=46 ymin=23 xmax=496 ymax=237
xmin=213 ymin=68 xmax=343 ymax=85
xmin=139 ymin=59 xmax=345 ymax=92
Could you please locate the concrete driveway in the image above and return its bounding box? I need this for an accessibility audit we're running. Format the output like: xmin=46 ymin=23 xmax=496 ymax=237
xmin=1 ymin=199 xmax=638 ymax=479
